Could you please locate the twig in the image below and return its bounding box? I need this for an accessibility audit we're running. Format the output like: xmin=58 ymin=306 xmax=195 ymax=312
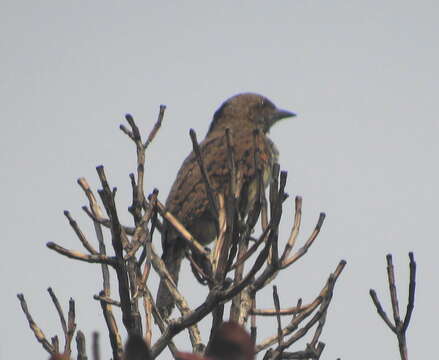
xmin=93 ymin=294 xmax=121 ymax=307
xmin=75 ymin=330 xmax=87 ymax=360
xmin=92 ymin=332 xmax=100 ymax=360
xmin=17 ymin=293 xmax=54 ymax=354
xmin=46 ymin=288 xmax=76 ymax=355
xmin=256 ymin=260 xmax=346 ymax=353
xmin=47 ymin=288 xmax=68 ymax=337
xmin=403 ymin=252 xmax=416 ymax=332
xmin=96 ymin=165 xmax=141 ymax=336
xmin=189 ymin=128 xmax=218 ymax=219
xmin=155 ymin=200 xmax=210 ymax=259
xmin=280 ymin=196 xmax=302 ymax=263
xmin=46 ymin=242 xmax=116 ymax=266
xmin=63 ymin=210 xmax=98 ymax=255
xmin=281 ymin=213 xmax=325 ymax=269
xmin=369 ymin=253 xmax=416 ymax=360
xmin=144 ymin=105 xmax=166 ymax=148
xmin=273 ymin=286 xmax=283 ymax=346
xmin=148 ymin=241 xmax=203 ymax=352
xmin=99 ymin=290 xmax=123 ymax=360
xmin=65 ymin=298 xmax=76 ymax=354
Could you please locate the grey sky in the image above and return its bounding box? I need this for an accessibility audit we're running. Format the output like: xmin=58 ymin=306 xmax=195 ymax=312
xmin=1 ymin=1 xmax=438 ymax=359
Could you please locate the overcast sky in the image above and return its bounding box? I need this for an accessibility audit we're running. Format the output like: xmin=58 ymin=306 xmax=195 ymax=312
xmin=2 ymin=1 xmax=438 ymax=359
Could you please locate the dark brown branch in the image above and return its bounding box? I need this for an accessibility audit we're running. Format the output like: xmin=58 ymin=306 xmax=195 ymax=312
xmin=96 ymin=165 xmax=140 ymax=336
xmin=99 ymin=291 xmax=123 ymax=360
xmin=75 ymin=330 xmax=87 ymax=360
xmin=142 ymin=286 xmax=179 ymax=356
xmin=273 ymin=285 xmax=283 ymax=346
xmin=126 ymin=189 xmax=158 ymax=260
xmin=47 ymin=287 xmax=68 ymax=337
xmin=65 ymin=298 xmax=76 ymax=354
xmin=252 ymin=129 xmax=268 ymax=230
xmin=189 ymin=128 xmax=218 ymax=219
xmin=369 ymin=253 xmax=416 ymax=360
xmin=144 ymin=104 xmax=166 ymax=148
xmin=92 ymin=332 xmax=100 ymax=360
xmin=386 ymin=255 xmax=401 ymax=325
xmin=63 ymin=210 xmax=98 ymax=255
xmin=121 ymin=108 xmax=165 ymax=224
xmin=231 ymin=224 xmax=271 ymax=270
xmin=46 ymin=288 xmax=76 ymax=355
xmin=403 ymin=252 xmax=416 ymax=332
xmin=51 ymin=336 xmax=59 ymax=353
xmin=88 ymin=210 xmax=123 ymax=359
xmin=369 ymin=290 xmax=396 ymax=332
xmin=82 ymin=205 xmax=136 ymax=236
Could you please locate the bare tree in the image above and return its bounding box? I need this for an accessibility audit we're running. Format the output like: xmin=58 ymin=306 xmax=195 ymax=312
xmin=17 ymin=107 xmax=415 ymax=359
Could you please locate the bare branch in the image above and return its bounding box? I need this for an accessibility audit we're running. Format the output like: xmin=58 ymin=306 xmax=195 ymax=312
xmin=156 ymin=200 xmax=210 ymax=259
xmin=189 ymin=128 xmax=218 ymax=219
xmin=17 ymin=293 xmax=54 ymax=354
xmin=63 ymin=210 xmax=98 ymax=255
xmin=273 ymin=286 xmax=283 ymax=346
xmin=75 ymin=330 xmax=87 ymax=360
xmin=369 ymin=253 xmax=416 ymax=360
xmin=46 ymin=242 xmax=116 ymax=266
xmin=92 ymin=332 xmax=100 ymax=360
xmin=144 ymin=105 xmax=166 ymax=149
xmin=369 ymin=290 xmax=396 ymax=332
xmin=403 ymin=252 xmax=416 ymax=332
xmin=280 ymin=196 xmax=302 ymax=263
xmin=281 ymin=212 xmax=325 ymax=269
xmin=47 ymin=287 xmax=68 ymax=337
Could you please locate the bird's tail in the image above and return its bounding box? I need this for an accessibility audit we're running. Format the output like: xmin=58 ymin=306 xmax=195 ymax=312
xmin=156 ymin=243 xmax=184 ymax=318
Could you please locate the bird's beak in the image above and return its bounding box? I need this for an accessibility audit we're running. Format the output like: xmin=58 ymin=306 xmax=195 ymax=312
xmin=267 ymin=108 xmax=296 ymax=129
xmin=274 ymin=108 xmax=296 ymax=121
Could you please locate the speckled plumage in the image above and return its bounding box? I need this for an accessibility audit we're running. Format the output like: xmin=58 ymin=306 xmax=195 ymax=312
xmin=157 ymin=93 xmax=295 ymax=317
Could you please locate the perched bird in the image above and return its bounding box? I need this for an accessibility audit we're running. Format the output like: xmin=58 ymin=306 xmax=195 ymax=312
xmin=157 ymin=93 xmax=295 ymax=317
xmin=48 ymin=354 xmax=70 ymax=360
xmin=123 ymin=334 xmax=152 ymax=360
xmin=206 ymin=321 xmax=255 ymax=360
xmin=176 ymin=321 xmax=254 ymax=360
xmin=175 ymin=352 xmax=211 ymax=360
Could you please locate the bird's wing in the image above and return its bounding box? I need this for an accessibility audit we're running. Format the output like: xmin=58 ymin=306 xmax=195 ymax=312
xmin=165 ymin=129 xmax=275 ymax=227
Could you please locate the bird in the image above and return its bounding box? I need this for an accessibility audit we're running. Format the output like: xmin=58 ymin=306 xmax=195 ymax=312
xmin=123 ymin=334 xmax=152 ymax=360
xmin=48 ymin=354 xmax=69 ymax=360
xmin=176 ymin=321 xmax=254 ymax=360
xmin=156 ymin=93 xmax=296 ymax=318
xmin=205 ymin=321 xmax=254 ymax=360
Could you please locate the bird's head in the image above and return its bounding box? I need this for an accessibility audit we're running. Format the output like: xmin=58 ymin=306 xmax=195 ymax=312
xmin=123 ymin=334 xmax=152 ymax=360
xmin=208 ymin=93 xmax=296 ymax=134
xmin=205 ymin=321 xmax=255 ymax=360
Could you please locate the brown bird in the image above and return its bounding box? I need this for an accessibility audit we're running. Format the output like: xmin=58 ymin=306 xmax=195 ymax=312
xmin=206 ymin=321 xmax=255 ymax=360
xmin=157 ymin=93 xmax=296 ymax=317
xmin=175 ymin=352 xmax=211 ymax=360
xmin=48 ymin=354 xmax=70 ymax=360
xmin=123 ymin=334 xmax=152 ymax=360
xmin=176 ymin=321 xmax=254 ymax=360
